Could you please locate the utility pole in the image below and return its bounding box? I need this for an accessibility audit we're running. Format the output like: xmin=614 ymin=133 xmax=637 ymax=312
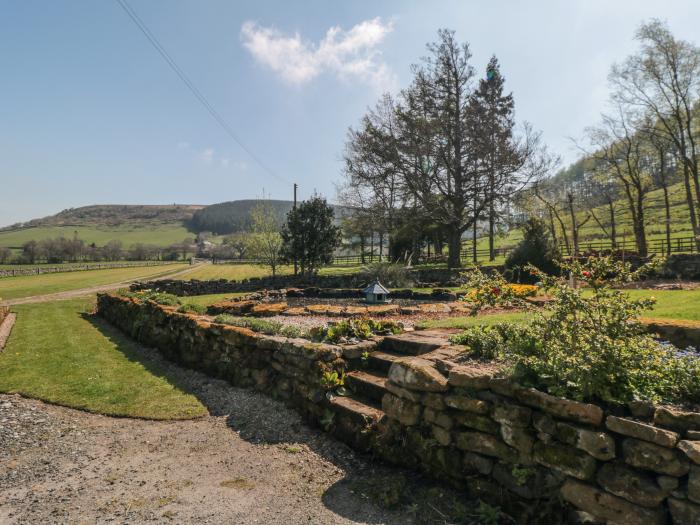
xmin=293 ymin=183 xmax=298 ymax=276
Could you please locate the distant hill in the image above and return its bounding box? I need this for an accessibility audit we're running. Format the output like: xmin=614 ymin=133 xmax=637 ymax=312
xmin=0 ymin=201 xmax=351 ymax=249
xmin=1 ymin=204 xmax=204 ymax=231
xmin=189 ymin=200 xmax=293 ymax=235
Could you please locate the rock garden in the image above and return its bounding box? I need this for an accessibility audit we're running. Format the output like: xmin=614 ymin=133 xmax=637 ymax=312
xmin=92 ymin=255 xmax=700 ymax=524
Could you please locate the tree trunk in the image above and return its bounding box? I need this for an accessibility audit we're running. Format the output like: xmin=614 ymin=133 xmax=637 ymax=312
xmin=682 ymin=164 xmax=700 ymax=250
xmin=567 ymin=195 xmax=580 ymax=256
xmin=634 ymin=195 xmax=648 ymax=257
xmin=662 ymin=184 xmax=671 ymax=255
xmin=488 ymin=202 xmax=495 ymax=261
xmin=447 ymin=228 xmax=462 ymax=269
xmin=607 ymin=200 xmax=617 ymax=250
xmin=472 ymin=220 xmax=477 ymax=263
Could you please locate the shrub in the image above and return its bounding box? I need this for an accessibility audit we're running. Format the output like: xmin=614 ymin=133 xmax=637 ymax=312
xmin=213 ymin=314 xmax=307 ymax=338
xmin=459 ymin=267 xmax=531 ymax=315
xmin=177 ymin=303 xmax=207 ymax=315
xmin=505 ymin=218 xmax=560 ymax=282
xmin=122 ymin=290 xmax=182 ymax=306
xmin=360 ymin=262 xmax=413 ymax=288
xmin=452 ymin=256 xmax=700 ymax=404
xmin=312 ymin=318 xmax=403 ymax=343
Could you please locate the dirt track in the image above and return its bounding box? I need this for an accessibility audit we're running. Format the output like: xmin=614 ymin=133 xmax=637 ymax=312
xmin=0 ymin=264 xmax=205 ymax=307
xmin=0 ymin=340 xmax=477 ymax=525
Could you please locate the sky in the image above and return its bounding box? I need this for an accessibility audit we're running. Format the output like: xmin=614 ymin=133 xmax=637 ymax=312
xmin=2 ymin=0 xmax=700 ymax=227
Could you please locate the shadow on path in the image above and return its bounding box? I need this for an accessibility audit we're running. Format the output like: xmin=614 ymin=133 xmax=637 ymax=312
xmin=85 ymin=313 xmax=487 ymax=524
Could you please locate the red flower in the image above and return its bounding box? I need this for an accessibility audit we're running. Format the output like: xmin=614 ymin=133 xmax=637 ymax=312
xmin=491 ymin=287 xmax=501 ymax=296
xmin=582 ymin=271 xmax=591 ymax=279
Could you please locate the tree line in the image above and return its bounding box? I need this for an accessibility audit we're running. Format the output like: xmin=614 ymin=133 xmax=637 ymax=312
xmin=519 ymin=20 xmax=700 ymax=258
xmin=339 ymin=22 xmax=700 ymax=266
xmin=0 ymin=235 xmax=198 ymax=265
xmin=340 ymin=29 xmax=554 ymax=269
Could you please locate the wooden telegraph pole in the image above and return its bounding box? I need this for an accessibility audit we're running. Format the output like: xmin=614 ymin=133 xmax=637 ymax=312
xmin=293 ymin=183 xmax=298 ymax=276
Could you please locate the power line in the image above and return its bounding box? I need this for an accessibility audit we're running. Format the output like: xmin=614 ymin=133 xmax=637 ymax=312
xmin=114 ymin=0 xmax=289 ymax=185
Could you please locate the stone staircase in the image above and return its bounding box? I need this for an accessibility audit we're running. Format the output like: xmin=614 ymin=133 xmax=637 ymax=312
xmin=328 ymin=330 xmax=454 ymax=448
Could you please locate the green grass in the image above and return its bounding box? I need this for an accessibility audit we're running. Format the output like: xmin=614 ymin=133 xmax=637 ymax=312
xmin=0 ymin=260 xmax=182 ymax=270
xmin=0 ymin=263 xmax=188 ymax=300
xmin=0 ymin=224 xmax=195 ymax=249
xmin=418 ymin=288 xmax=700 ymax=329
xmin=184 ymin=263 xmax=365 ymax=281
xmin=0 ymin=297 xmax=207 ymax=419
xmin=179 ymin=292 xmax=249 ymax=307
xmin=626 ymin=289 xmax=700 ymax=321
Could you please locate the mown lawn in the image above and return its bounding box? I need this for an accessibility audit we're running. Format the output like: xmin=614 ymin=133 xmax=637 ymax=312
xmin=0 ymin=297 xmax=207 ymax=419
xmin=418 ymin=288 xmax=700 ymax=329
xmin=184 ymin=263 xmax=365 ymax=281
xmin=0 ymin=263 xmax=188 ymax=300
xmin=179 ymin=292 xmax=249 ymax=307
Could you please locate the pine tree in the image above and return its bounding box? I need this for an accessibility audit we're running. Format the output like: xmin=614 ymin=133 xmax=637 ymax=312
xmin=468 ymin=56 xmax=517 ymax=261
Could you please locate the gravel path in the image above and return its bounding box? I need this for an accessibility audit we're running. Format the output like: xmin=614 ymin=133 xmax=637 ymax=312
xmin=0 ymin=264 xmax=206 ymax=307
xmin=0 ymin=340 xmax=477 ymax=525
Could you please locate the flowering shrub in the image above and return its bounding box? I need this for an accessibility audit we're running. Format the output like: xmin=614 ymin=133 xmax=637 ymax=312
xmin=459 ymin=268 xmax=534 ymax=315
xmin=451 ymin=256 xmax=700 ymax=404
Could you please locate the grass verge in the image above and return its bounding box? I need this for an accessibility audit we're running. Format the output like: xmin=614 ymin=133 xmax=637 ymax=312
xmin=0 ymin=297 xmax=207 ymax=419
xmin=0 ymin=263 xmax=189 ymax=300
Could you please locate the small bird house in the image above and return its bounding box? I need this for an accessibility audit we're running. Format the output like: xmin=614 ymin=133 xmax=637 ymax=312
xmin=363 ymin=280 xmax=390 ymax=304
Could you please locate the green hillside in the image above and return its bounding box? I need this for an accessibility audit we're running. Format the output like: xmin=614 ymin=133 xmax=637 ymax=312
xmin=0 ymin=204 xmax=202 ymax=249
xmin=479 ymin=181 xmax=697 ymax=254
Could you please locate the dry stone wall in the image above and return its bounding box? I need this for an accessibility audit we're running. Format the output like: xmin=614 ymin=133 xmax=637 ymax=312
xmin=97 ymin=293 xmax=700 ymax=524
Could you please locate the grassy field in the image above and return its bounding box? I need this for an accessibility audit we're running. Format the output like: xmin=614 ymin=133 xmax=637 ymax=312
xmin=184 ymin=263 xmax=365 ymax=281
xmin=0 ymin=224 xmax=195 ymax=250
xmin=0 ymin=297 xmax=207 ymax=419
xmin=0 ymin=263 xmax=188 ymax=300
xmin=0 ymin=261 xmax=182 ymax=270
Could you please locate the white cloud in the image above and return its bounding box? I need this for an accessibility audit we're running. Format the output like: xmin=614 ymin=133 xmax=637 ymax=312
xmin=200 ymin=147 xmax=214 ymax=163
xmin=240 ymin=18 xmax=395 ymax=89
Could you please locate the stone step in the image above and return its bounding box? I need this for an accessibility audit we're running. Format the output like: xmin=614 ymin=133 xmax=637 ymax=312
xmin=381 ymin=330 xmax=452 ymax=355
xmin=328 ymin=394 xmax=384 ymax=427
xmin=366 ymin=350 xmax=403 ymax=374
xmin=328 ymin=394 xmax=385 ymax=451
xmin=346 ymin=370 xmax=389 ymax=403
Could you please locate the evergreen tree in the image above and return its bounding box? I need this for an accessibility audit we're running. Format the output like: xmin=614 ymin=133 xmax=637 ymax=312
xmin=468 ymin=56 xmax=519 ymax=261
xmin=505 ymin=218 xmax=560 ymax=282
xmin=282 ymin=197 xmax=341 ymax=276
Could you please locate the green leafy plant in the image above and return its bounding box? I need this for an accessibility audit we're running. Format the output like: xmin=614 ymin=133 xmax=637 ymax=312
xmin=311 ymin=318 xmax=403 ymax=343
xmin=320 ymin=409 xmax=335 ymax=430
xmin=511 ymin=465 xmax=535 ymax=487
xmin=214 ymin=315 xmax=307 ymax=338
xmin=320 ymin=370 xmax=345 ymax=390
xmin=452 ymin=256 xmax=700 ymax=404
xmin=123 ymin=290 xmax=182 ymax=307
xmin=477 ymin=501 xmax=502 ymax=525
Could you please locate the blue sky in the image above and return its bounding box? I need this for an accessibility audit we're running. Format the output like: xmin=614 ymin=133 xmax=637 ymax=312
xmin=2 ymin=0 xmax=699 ymax=226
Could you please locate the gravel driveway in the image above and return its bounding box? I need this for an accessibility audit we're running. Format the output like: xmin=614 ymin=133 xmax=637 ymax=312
xmin=0 ymin=343 xmax=478 ymax=524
